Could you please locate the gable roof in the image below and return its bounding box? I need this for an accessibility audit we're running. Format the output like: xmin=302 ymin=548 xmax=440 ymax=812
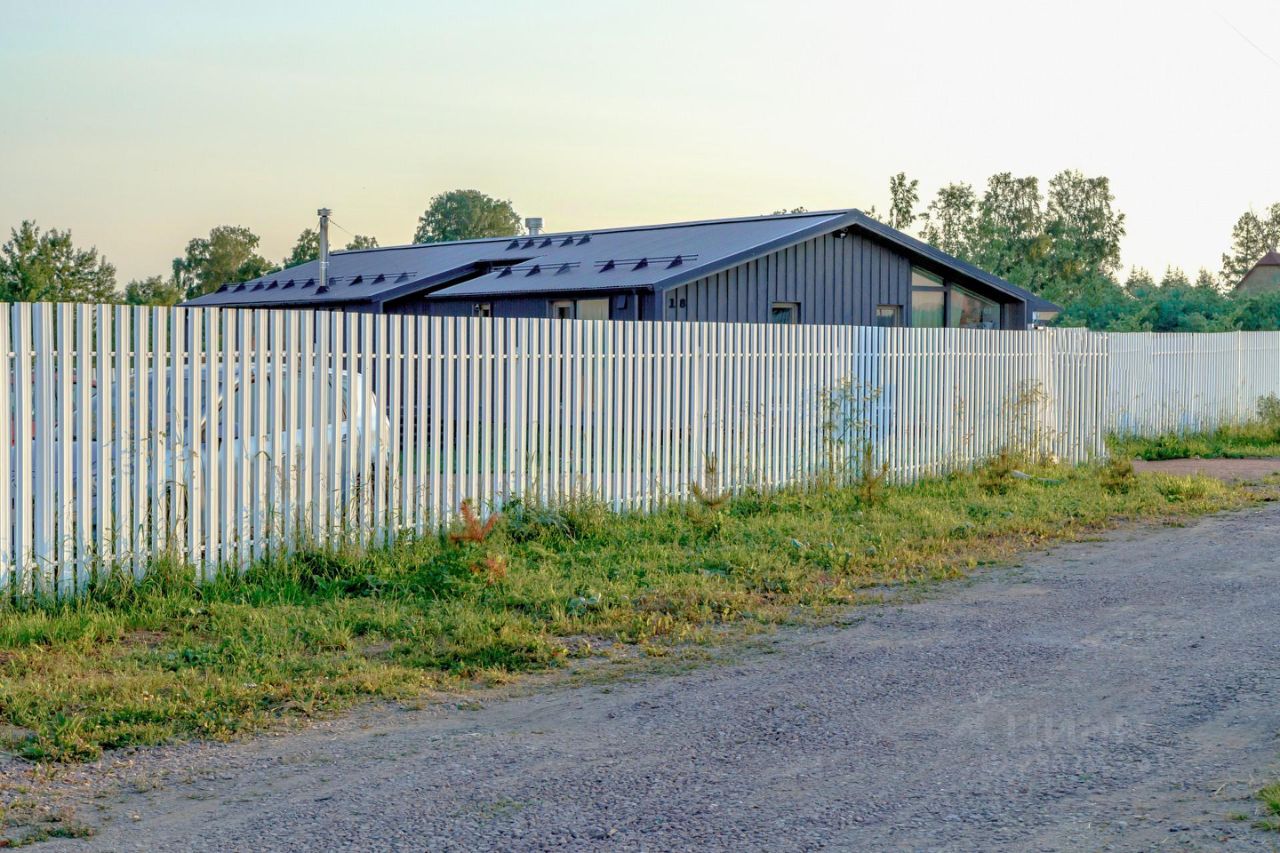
xmin=183 ymin=209 xmax=1057 ymax=312
xmin=1252 ymin=250 xmax=1280 ymax=269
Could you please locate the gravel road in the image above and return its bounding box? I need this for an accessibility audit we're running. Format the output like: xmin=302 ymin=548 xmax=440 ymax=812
xmin=32 ymin=503 xmax=1280 ymax=851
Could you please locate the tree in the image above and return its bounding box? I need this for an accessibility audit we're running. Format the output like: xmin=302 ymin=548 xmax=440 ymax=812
xmin=344 ymin=234 xmax=379 ymax=250
xmin=124 ymin=275 xmax=183 ymax=306
xmin=919 ymin=182 xmax=978 ymax=258
xmin=0 ymin=220 xmax=118 ymax=302
xmin=771 ymin=207 xmax=809 ymax=215
xmin=974 ymin=174 xmax=1049 ymax=284
xmin=283 ymin=228 xmax=319 ymax=268
xmin=886 ymin=172 xmax=919 ymax=231
xmin=175 ymin=225 xmax=276 ymax=299
xmin=1044 ymin=170 xmax=1125 ymax=283
xmin=1219 ymin=203 xmax=1280 ymax=286
xmin=283 ymin=229 xmax=379 ymax=268
xmin=413 ymin=190 xmax=522 ymax=244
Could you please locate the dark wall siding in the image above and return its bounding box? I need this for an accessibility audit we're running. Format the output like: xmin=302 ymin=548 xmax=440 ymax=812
xmin=664 ymin=233 xmax=913 ymax=326
xmin=667 ymin=232 xmax=1023 ymax=329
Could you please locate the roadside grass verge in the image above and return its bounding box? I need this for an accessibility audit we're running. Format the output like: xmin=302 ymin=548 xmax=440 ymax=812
xmin=0 ymin=461 xmax=1252 ymax=764
xmin=1109 ymin=394 xmax=1280 ymax=460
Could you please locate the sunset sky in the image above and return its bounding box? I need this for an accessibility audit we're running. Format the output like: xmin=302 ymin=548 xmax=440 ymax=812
xmin=2 ymin=0 xmax=1279 ymax=284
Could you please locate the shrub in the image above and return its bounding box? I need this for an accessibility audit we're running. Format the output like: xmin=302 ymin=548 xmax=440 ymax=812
xmin=979 ymin=450 xmax=1022 ymax=495
xmin=1101 ymin=456 xmax=1136 ymax=494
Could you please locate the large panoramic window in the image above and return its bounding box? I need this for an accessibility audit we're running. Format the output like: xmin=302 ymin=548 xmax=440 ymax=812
xmin=910 ymin=267 xmax=945 ymax=328
xmin=948 ymin=285 xmax=1000 ymax=329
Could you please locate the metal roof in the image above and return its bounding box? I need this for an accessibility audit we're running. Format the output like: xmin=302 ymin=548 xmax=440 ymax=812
xmin=183 ymin=209 xmax=1058 ymax=312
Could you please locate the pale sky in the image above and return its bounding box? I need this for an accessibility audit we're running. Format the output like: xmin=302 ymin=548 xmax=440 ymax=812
xmin=2 ymin=0 xmax=1279 ymax=285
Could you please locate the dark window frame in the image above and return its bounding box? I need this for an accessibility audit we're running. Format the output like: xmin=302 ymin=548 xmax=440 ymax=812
xmin=770 ymin=301 xmax=800 ymax=325
xmin=875 ymin=304 xmax=903 ymax=327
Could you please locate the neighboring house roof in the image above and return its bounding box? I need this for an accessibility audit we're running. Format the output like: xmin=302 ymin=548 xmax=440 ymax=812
xmin=183 ymin=209 xmax=1060 ymax=313
xmin=1255 ymin=250 xmax=1280 ymax=268
xmin=1235 ymin=249 xmax=1280 ymax=293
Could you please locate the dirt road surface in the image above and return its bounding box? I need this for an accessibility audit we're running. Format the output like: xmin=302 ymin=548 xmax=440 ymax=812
xmin=30 ymin=503 xmax=1280 ymax=851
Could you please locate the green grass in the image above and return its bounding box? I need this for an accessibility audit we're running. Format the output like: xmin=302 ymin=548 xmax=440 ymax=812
xmin=0 ymin=460 xmax=1252 ymax=764
xmin=1109 ymin=394 xmax=1280 ymax=460
xmin=1252 ymin=782 xmax=1280 ymax=831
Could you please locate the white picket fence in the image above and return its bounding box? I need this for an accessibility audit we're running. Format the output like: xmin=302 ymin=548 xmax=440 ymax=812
xmin=0 ymin=303 xmax=1276 ymax=599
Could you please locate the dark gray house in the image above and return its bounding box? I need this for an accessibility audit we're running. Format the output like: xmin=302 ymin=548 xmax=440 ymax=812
xmin=185 ymin=210 xmax=1059 ymax=329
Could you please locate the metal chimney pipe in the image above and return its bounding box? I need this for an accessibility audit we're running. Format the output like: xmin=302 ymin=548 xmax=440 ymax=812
xmin=524 ymin=217 xmax=543 ymax=237
xmin=317 ymin=208 xmax=331 ymax=289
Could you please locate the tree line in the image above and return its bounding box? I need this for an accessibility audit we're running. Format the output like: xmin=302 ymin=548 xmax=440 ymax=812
xmin=4 ymin=182 xmax=1279 ymax=330
xmin=859 ymin=171 xmax=1280 ymax=331
xmin=0 ymin=189 xmax=522 ymax=306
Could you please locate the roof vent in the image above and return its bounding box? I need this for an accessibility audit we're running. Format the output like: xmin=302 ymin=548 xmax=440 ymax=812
xmin=560 ymin=236 xmax=575 ymax=247
xmin=556 ymin=263 xmax=572 ymax=274
xmin=507 ymin=239 xmax=521 ymax=250
xmin=317 ymin=284 xmax=330 ymax=294
xmin=282 ymin=279 xmax=295 ymax=289
xmin=633 ymin=258 xmax=649 ymax=270
xmin=539 ymin=237 xmax=553 ymax=248
xmin=667 ymin=255 xmax=684 ymax=268
xmin=251 ymin=283 xmax=264 ymax=291
xmin=521 ymin=238 xmax=536 ymax=249
xmin=233 ymin=283 xmax=247 ymax=292
xmin=216 ymin=284 xmax=230 ymax=293
xmin=599 ymin=260 xmax=616 ymax=272
xmin=497 ymin=266 xmax=513 ymax=278
xmin=525 ymin=217 xmax=543 ymax=237
xmin=302 ymin=278 xmax=315 ymax=288
xmin=577 ymin=234 xmax=591 ymax=245
xmin=266 ymin=280 xmax=279 ymax=290
xmin=350 ymin=275 xmax=363 ymax=285
xmin=373 ymin=273 xmax=385 ymax=284
xmin=525 ymin=264 xmax=542 ymax=276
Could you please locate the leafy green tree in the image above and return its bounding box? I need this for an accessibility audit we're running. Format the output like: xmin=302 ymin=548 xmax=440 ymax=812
xmin=0 ymin=220 xmax=118 ymax=302
xmin=886 ymin=172 xmax=919 ymax=231
xmin=124 ymin=275 xmax=183 ymax=306
xmin=1051 ymin=273 xmax=1139 ymax=330
xmin=283 ymin=229 xmax=380 ymax=269
xmin=1044 ymin=170 xmax=1125 ymax=283
xmin=971 ymin=173 xmax=1051 ymax=291
xmin=1219 ymin=203 xmax=1280 ymax=286
xmin=175 ymin=225 xmax=276 ymax=299
xmin=919 ymin=182 xmax=978 ymax=258
xmin=413 ymin=190 xmax=522 ymax=244
xmin=344 ymin=234 xmax=379 ymax=250
xmin=1233 ymin=291 xmax=1280 ymax=330
xmin=283 ymin=228 xmax=319 ymax=268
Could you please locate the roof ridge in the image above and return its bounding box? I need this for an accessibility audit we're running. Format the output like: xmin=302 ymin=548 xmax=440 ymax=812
xmin=329 ymin=209 xmax=858 ymax=256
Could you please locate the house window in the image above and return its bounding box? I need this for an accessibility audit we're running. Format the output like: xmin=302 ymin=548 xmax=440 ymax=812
xmin=875 ymin=305 xmax=903 ymax=327
xmin=550 ymin=300 xmax=575 ymax=320
xmin=770 ymin=302 xmax=800 ymax=324
xmin=576 ymin=298 xmax=610 ymax=321
xmin=473 ymin=303 xmax=492 ymax=318
xmin=948 ymin=286 xmax=1000 ymax=329
xmin=910 ymin=266 xmax=945 ymax=328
